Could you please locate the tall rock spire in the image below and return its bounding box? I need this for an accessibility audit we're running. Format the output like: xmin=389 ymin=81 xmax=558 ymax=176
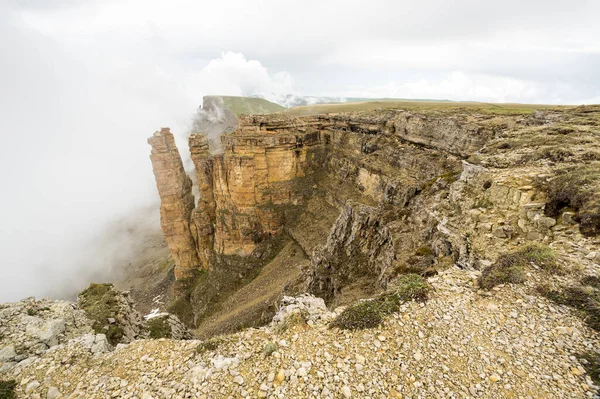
xmin=189 ymin=133 xmax=216 ymax=269
xmin=148 ymin=128 xmax=199 ymax=279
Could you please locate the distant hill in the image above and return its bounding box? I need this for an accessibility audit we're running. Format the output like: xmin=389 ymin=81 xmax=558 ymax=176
xmin=204 ymin=95 xmax=286 ymax=116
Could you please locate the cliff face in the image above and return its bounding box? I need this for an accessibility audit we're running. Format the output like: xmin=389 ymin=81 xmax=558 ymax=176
xmin=149 ymin=107 xmax=600 ymax=311
xmin=148 ymin=128 xmax=199 ymax=280
xmin=148 ymin=110 xmax=506 ymax=282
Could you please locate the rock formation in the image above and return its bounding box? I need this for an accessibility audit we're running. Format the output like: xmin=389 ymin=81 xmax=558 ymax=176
xmin=148 ymin=128 xmax=200 ymax=279
xmin=149 ymin=107 xmax=600 ymax=316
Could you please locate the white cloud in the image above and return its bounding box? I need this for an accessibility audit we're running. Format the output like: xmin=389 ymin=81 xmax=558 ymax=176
xmin=337 ymin=71 xmax=573 ymax=104
xmin=1 ymin=0 xmax=600 ymax=301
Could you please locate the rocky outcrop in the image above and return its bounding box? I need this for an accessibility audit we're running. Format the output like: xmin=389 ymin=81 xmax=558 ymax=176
xmin=77 ymin=283 xmax=147 ymax=345
xmin=145 ymin=313 xmax=195 ymax=340
xmin=308 ymin=202 xmax=396 ymax=304
xmin=0 ymin=297 xmax=93 ymax=372
xmin=148 ymin=128 xmax=200 ymax=279
xmin=0 ymin=284 xmax=194 ymax=374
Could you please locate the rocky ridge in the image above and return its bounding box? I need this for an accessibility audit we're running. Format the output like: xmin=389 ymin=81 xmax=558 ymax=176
xmin=3 ymin=267 xmax=599 ymax=398
xmin=0 ymin=284 xmax=192 ymax=379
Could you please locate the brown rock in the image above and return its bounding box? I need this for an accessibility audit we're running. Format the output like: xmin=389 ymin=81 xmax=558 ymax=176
xmin=148 ymin=128 xmax=200 ymax=279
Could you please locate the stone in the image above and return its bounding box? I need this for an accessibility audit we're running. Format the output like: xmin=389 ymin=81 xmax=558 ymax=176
xmin=26 ymin=380 xmax=41 ymax=393
xmin=341 ymin=385 xmax=352 ymax=398
xmin=233 ymin=375 xmax=244 ymax=385
xmin=26 ymin=318 xmax=65 ymax=347
xmin=0 ymin=345 xmax=16 ymax=361
xmin=90 ymin=334 xmax=111 ymax=354
xmin=46 ymin=386 xmax=61 ymax=399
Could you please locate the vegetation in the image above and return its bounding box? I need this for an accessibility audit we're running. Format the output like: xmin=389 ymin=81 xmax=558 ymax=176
xmin=545 ymin=166 xmax=600 ymax=236
xmin=0 ymin=380 xmax=16 ymax=399
xmin=262 ymin=342 xmax=278 ymax=356
xmin=414 ymin=246 xmax=433 ymax=257
xmin=479 ymin=244 xmax=558 ymax=289
xmin=578 ymin=352 xmax=600 ymax=386
xmin=206 ymin=95 xmax=286 ymax=116
xmin=147 ymin=316 xmax=171 ymax=339
xmin=539 ymin=281 xmax=600 ymax=333
xmin=78 ymin=283 xmax=124 ymax=345
xmin=276 ymin=309 xmax=309 ymax=333
xmin=285 ymin=100 xmax=561 ymax=117
xmin=196 ymin=337 xmax=223 ymax=354
xmin=331 ymin=274 xmax=430 ymax=330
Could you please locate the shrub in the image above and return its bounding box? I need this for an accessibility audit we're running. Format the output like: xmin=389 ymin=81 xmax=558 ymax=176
xmin=414 ymin=246 xmax=433 ymax=257
xmin=539 ymin=285 xmax=600 ymax=332
xmin=545 ymin=167 xmax=600 ymax=236
xmin=385 ymin=274 xmax=430 ymax=303
xmin=479 ymin=245 xmax=557 ymax=290
xmin=330 ymin=300 xmax=387 ymax=330
xmin=196 ymin=337 xmax=222 ymax=354
xmin=147 ymin=317 xmax=171 ymax=339
xmin=331 ymin=274 xmax=430 ymax=330
xmin=0 ymin=380 xmax=16 ymax=399
xmin=262 ymin=342 xmax=278 ymax=356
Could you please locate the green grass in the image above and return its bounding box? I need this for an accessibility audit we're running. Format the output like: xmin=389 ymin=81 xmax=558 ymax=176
xmin=0 ymin=380 xmax=16 ymax=399
xmin=205 ymin=95 xmax=286 ymax=116
xmin=545 ymin=166 xmax=600 ymax=236
xmin=196 ymin=337 xmax=224 ymax=354
xmin=285 ymin=100 xmax=566 ymax=117
xmin=479 ymin=244 xmax=558 ymax=289
xmin=147 ymin=316 xmax=172 ymax=339
xmin=331 ymin=274 xmax=430 ymax=330
xmin=539 ymin=283 xmax=600 ymax=332
xmin=78 ymin=283 xmax=124 ymax=345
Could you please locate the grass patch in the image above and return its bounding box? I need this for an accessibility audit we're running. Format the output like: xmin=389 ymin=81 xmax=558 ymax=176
xmin=538 ymin=284 xmax=600 ymax=332
xmin=545 ymin=166 xmax=600 ymax=236
xmin=0 ymin=380 xmax=16 ymax=399
xmin=78 ymin=283 xmax=124 ymax=345
xmin=414 ymin=246 xmax=433 ymax=257
xmin=331 ymin=274 xmax=429 ymax=330
xmin=330 ymin=300 xmax=388 ymax=330
xmin=196 ymin=337 xmax=224 ymax=354
xmin=147 ymin=316 xmax=171 ymax=339
xmin=479 ymin=244 xmax=558 ymax=289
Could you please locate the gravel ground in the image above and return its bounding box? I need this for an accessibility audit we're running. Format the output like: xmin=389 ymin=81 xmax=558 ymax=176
xmin=5 ymin=267 xmax=599 ymax=399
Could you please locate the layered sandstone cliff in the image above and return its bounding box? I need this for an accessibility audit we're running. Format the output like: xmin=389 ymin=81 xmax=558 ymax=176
xmin=148 ymin=110 xmax=511 ymax=281
xmin=148 ymin=128 xmax=199 ymax=279
xmin=149 ymin=107 xmax=600 ymax=311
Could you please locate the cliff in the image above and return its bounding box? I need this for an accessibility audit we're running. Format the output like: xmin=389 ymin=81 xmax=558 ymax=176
xmin=148 ymin=105 xmax=600 ymax=327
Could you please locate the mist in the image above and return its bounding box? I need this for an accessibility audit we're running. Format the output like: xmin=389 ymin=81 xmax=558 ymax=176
xmin=0 ymin=7 xmax=292 ymax=302
xmin=1 ymin=0 xmax=599 ymax=302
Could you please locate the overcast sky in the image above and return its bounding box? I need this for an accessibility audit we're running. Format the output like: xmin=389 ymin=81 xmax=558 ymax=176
xmin=1 ymin=0 xmax=599 ymax=301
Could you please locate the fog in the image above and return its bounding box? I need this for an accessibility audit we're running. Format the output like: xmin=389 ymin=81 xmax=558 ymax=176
xmin=1 ymin=0 xmax=599 ymax=302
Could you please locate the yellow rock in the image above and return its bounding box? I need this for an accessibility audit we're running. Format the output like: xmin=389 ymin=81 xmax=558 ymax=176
xmin=489 ymin=374 xmax=501 ymax=383
xmin=275 ymin=369 xmax=285 ymax=385
xmin=571 ymin=367 xmax=583 ymax=376
xmin=389 ymin=388 xmax=402 ymax=398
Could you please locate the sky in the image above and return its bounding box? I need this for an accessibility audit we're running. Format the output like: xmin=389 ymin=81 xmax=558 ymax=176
xmin=0 ymin=0 xmax=599 ymax=301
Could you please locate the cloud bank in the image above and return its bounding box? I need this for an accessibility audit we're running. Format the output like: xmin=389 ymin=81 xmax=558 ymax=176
xmin=1 ymin=0 xmax=599 ymax=301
